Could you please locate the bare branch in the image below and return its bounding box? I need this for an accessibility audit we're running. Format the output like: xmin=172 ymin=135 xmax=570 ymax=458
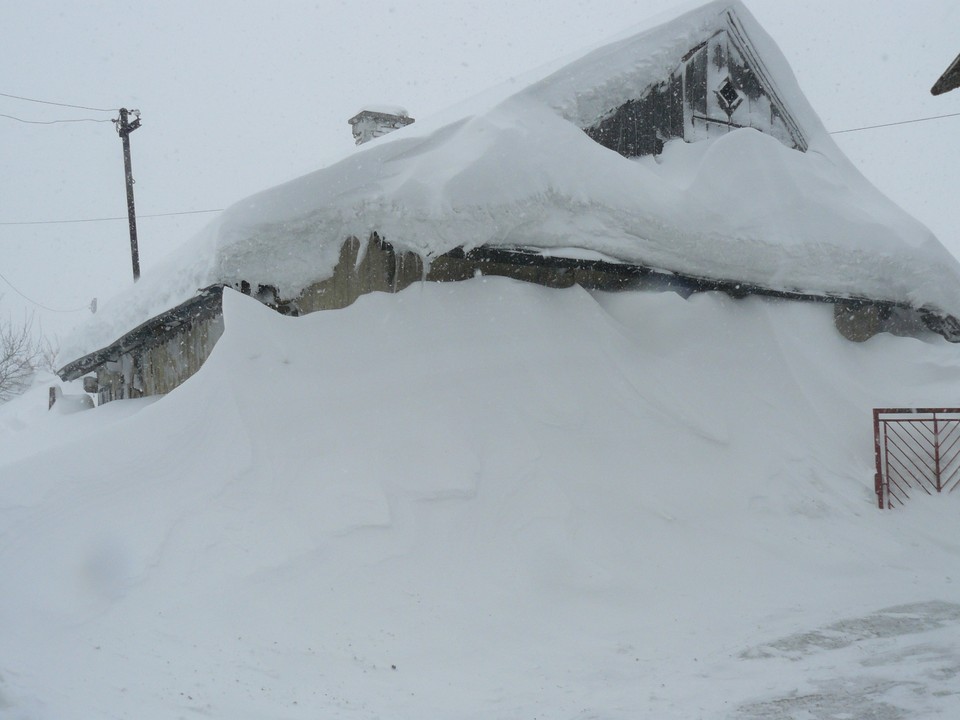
xmin=0 ymin=311 xmax=44 ymax=403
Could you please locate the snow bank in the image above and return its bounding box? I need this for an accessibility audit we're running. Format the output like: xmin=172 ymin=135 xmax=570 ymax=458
xmin=61 ymin=0 xmax=960 ymax=362
xmin=5 ymin=278 xmax=960 ymax=718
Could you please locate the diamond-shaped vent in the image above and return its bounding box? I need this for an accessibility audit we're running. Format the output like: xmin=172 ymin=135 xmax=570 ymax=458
xmin=715 ymin=78 xmax=742 ymax=116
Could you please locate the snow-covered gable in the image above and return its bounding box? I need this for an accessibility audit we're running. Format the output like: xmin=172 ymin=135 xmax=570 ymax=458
xmin=348 ymin=107 xmax=414 ymax=146
xmin=63 ymin=0 xmax=960 ymax=363
xmin=530 ymin=3 xmax=807 ymax=154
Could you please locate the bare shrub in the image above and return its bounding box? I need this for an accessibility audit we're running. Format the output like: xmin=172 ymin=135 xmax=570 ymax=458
xmin=0 ymin=313 xmax=45 ymax=403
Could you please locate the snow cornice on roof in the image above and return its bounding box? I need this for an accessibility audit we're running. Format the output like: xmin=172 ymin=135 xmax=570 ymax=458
xmin=59 ymin=1 xmax=960 ymax=365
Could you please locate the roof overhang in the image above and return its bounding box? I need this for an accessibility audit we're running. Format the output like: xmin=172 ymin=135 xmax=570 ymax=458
xmin=932 ymin=53 xmax=960 ymax=96
xmin=57 ymin=285 xmax=224 ymax=382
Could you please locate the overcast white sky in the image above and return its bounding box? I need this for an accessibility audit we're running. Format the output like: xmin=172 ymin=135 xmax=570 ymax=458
xmin=2 ymin=0 xmax=958 ymax=342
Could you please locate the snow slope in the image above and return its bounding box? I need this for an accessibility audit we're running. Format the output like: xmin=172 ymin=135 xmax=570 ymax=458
xmin=62 ymin=0 xmax=960 ymax=363
xmin=4 ymin=278 xmax=960 ymax=719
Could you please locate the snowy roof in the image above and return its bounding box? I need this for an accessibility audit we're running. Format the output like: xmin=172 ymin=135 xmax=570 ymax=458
xmin=63 ymin=0 xmax=960 ymax=362
xmin=932 ymin=53 xmax=960 ymax=95
xmin=350 ymin=105 xmax=410 ymax=119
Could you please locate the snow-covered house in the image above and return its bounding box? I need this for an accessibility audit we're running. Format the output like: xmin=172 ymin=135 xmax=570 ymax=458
xmin=58 ymin=0 xmax=960 ymax=404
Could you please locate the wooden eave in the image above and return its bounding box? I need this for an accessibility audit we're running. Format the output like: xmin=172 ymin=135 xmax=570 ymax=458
xmin=932 ymin=53 xmax=960 ymax=96
xmin=347 ymin=110 xmax=414 ymax=127
xmin=55 ymin=242 xmax=960 ymax=387
xmin=457 ymin=245 xmax=960 ymax=342
xmin=56 ymin=284 xmax=225 ymax=382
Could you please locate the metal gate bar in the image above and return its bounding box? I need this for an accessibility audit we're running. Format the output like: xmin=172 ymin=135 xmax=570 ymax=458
xmin=874 ymin=408 xmax=960 ymax=509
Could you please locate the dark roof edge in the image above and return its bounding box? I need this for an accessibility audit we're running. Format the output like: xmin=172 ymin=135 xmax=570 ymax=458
xmin=724 ymin=9 xmax=808 ymax=152
xmin=932 ymin=53 xmax=960 ymax=96
xmin=56 ymin=284 xmax=225 ymax=382
xmin=56 ymin=241 xmax=960 ymax=385
xmin=459 ymin=246 xmax=960 ymax=342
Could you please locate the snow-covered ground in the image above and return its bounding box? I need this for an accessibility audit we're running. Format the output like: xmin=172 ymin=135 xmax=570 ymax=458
xmin=3 ymin=278 xmax=960 ymax=719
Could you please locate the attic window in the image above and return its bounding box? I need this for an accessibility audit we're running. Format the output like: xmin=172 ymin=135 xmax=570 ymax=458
xmin=715 ymin=78 xmax=742 ymax=116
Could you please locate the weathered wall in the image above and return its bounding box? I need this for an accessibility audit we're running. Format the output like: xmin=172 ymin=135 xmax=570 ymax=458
xmin=425 ymin=255 xmax=576 ymax=288
xmin=139 ymin=314 xmax=225 ymax=396
xmin=91 ymin=232 xmax=910 ymax=405
xmin=95 ymin=314 xmax=224 ymax=404
xmin=294 ymin=239 xmax=652 ymax=312
xmin=93 ymin=235 xmax=722 ymax=405
xmin=295 ymin=235 xmax=424 ymax=313
xmin=95 ymin=235 xmax=424 ymax=405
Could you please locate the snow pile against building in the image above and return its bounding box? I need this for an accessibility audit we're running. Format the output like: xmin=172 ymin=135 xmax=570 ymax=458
xmin=5 ymin=280 xmax=960 ymax=718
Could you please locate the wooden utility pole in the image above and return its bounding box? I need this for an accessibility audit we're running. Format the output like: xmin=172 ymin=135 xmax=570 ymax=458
xmin=116 ymin=108 xmax=142 ymax=281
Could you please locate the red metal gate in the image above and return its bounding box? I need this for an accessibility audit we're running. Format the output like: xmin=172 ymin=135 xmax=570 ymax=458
xmin=874 ymin=408 xmax=960 ymax=509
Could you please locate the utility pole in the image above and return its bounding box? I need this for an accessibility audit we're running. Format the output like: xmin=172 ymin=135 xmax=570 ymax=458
xmin=116 ymin=108 xmax=142 ymax=282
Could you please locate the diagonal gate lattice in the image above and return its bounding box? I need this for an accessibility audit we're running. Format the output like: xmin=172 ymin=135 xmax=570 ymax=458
xmin=874 ymin=408 xmax=960 ymax=509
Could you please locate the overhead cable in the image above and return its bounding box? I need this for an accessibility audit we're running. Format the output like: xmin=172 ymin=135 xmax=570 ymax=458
xmin=0 ymin=269 xmax=88 ymax=313
xmin=0 ymin=208 xmax=223 ymax=226
xmin=830 ymin=110 xmax=960 ymax=135
xmin=0 ymin=112 xmax=114 ymax=125
xmin=0 ymin=90 xmax=115 ymax=113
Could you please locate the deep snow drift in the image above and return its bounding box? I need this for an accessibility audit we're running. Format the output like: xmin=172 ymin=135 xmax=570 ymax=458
xmin=4 ymin=279 xmax=960 ymax=719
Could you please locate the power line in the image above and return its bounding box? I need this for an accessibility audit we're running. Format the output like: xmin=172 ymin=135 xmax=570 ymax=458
xmin=0 ymin=90 xmax=115 ymax=113
xmin=830 ymin=110 xmax=960 ymax=135
xmin=0 ymin=208 xmax=223 ymax=227
xmin=0 ymin=269 xmax=88 ymax=313
xmin=0 ymin=112 xmax=114 ymax=125
xmin=3 ymin=85 xmax=957 ymax=135
xmin=0 ymin=103 xmax=953 ymax=233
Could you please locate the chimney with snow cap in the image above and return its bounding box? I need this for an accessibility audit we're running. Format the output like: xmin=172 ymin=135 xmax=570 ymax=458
xmin=348 ymin=106 xmax=414 ymax=145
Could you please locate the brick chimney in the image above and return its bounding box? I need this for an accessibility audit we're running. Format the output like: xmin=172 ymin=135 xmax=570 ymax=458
xmin=348 ymin=106 xmax=414 ymax=146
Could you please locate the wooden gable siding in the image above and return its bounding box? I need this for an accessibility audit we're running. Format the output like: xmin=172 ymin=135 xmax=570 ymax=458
xmin=584 ymin=20 xmax=807 ymax=159
xmin=583 ymin=77 xmax=684 ymax=157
